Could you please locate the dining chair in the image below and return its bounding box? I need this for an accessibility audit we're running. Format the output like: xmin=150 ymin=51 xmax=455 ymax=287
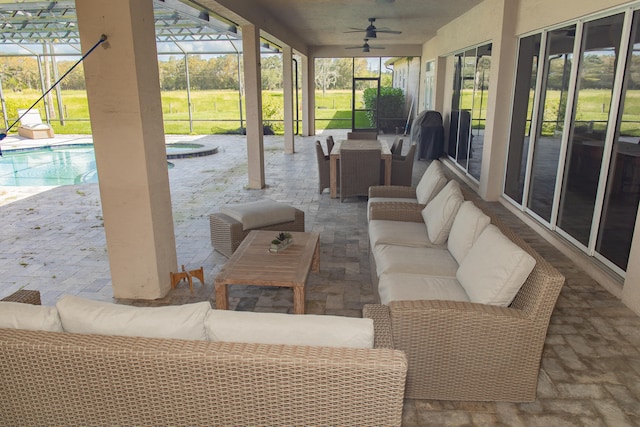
xmin=339 ymin=148 xmax=381 ymax=202
xmin=315 ymin=140 xmax=330 ymax=194
xmin=390 ymin=137 xmax=404 ymax=157
xmin=326 ymin=135 xmax=335 ymax=154
xmin=347 ymin=131 xmax=378 ymax=140
xmin=390 ymin=143 xmax=417 ymax=187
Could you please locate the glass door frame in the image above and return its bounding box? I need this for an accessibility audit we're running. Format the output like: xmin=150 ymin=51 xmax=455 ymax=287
xmin=351 ymin=76 xmax=380 ymax=131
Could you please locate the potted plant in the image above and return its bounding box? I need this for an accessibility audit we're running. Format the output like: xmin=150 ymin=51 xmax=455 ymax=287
xmin=269 ymin=232 xmax=293 ymax=253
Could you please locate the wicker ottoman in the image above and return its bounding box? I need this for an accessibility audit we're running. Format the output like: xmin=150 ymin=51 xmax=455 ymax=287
xmin=210 ymin=204 xmax=305 ymax=257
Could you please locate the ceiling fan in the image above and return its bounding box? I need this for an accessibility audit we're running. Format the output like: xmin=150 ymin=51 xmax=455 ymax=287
xmin=345 ymin=17 xmax=401 ymax=39
xmin=345 ymin=39 xmax=385 ymax=53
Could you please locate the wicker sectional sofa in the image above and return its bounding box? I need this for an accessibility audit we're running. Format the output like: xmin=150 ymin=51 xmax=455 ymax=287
xmin=0 ymin=291 xmax=407 ymax=426
xmin=365 ymin=166 xmax=565 ymax=402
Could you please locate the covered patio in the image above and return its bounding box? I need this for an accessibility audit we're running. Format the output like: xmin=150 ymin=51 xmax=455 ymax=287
xmin=1 ymin=131 xmax=639 ymax=425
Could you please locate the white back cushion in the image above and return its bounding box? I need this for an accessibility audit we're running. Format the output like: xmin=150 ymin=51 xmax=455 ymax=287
xmin=204 ymin=310 xmax=374 ymax=349
xmin=0 ymin=301 xmax=63 ymax=332
xmin=56 ymin=294 xmax=210 ymax=340
xmin=421 ymin=180 xmax=464 ymax=245
xmin=447 ymin=201 xmax=491 ymax=264
xmin=415 ymin=160 xmax=448 ymax=205
xmin=457 ymin=225 xmax=536 ymax=306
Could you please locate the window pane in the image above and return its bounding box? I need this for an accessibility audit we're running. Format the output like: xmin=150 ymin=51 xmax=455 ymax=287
xmin=597 ymin=11 xmax=640 ymax=271
xmin=469 ymin=44 xmax=491 ymax=180
xmin=557 ymin=14 xmax=624 ymax=246
xmin=527 ymin=25 xmax=576 ymax=222
xmin=448 ymin=54 xmax=463 ymax=157
xmin=505 ymin=34 xmax=541 ymax=203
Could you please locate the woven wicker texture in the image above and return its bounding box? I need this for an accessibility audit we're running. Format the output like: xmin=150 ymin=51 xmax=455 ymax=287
xmin=368 ymin=184 xmax=418 ymax=199
xmin=362 ymin=304 xmax=394 ymax=349
xmin=210 ymin=208 xmax=304 ymax=257
xmin=1 ymin=326 xmax=407 ymax=426
xmin=1 ymin=289 xmax=41 ymax=305
xmin=315 ymin=140 xmax=330 ymax=194
xmin=339 ymin=149 xmax=381 ymax=201
xmin=391 ymin=143 xmax=417 ymax=187
xmin=368 ymin=204 xmax=565 ymax=402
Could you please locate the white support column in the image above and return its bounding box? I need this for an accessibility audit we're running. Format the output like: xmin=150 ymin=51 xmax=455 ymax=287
xmin=75 ymin=0 xmax=177 ymax=299
xmin=242 ymin=24 xmax=265 ymax=189
xmin=283 ymin=45 xmax=295 ymax=153
xmin=477 ymin=0 xmax=518 ymax=201
xmin=301 ymin=55 xmax=313 ymax=137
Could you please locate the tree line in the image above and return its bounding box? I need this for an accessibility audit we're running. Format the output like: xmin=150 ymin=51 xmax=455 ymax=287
xmin=0 ymin=54 xmax=385 ymax=93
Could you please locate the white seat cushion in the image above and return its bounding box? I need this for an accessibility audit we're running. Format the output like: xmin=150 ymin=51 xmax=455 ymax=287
xmin=204 ymin=310 xmax=374 ymax=348
xmin=373 ymin=244 xmax=458 ymax=277
xmin=415 ymin=160 xmax=448 ymax=205
xmin=369 ymin=219 xmax=436 ymax=248
xmin=447 ymin=201 xmax=491 ymax=264
xmin=0 ymin=301 xmax=63 ymax=332
xmin=378 ymin=273 xmax=470 ymax=305
xmin=220 ymin=199 xmax=296 ymax=231
xmin=422 ymin=180 xmax=464 ymax=245
xmin=56 ymin=294 xmax=210 ymax=340
xmin=457 ymin=225 xmax=537 ymax=306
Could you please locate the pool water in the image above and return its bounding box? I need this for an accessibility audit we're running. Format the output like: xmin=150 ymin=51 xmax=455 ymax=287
xmin=0 ymin=144 xmax=200 ymax=186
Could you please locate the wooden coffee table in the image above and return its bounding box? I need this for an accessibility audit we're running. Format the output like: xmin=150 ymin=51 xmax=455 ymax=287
xmin=214 ymin=230 xmax=320 ymax=314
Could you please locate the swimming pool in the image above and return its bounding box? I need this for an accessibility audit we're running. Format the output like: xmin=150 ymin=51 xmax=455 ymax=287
xmin=0 ymin=143 xmax=211 ymax=186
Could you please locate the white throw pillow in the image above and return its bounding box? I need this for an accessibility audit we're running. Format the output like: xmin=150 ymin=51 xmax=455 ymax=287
xmin=447 ymin=201 xmax=491 ymax=264
xmin=456 ymin=225 xmax=536 ymax=306
xmin=421 ymin=180 xmax=464 ymax=245
xmin=204 ymin=310 xmax=374 ymax=349
xmin=56 ymin=294 xmax=210 ymax=340
xmin=415 ymin=160 xmax=448 ymax=205
xmin=0 ymin=301 xmax=63 ymax=332
xmin=220 ymin=199 xmax=296 ymax=231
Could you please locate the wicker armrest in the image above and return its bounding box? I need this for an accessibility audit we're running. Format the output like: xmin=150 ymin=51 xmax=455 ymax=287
xmin=368 ymin=185 xmax=417 ymax=199
xmin=369 ymin=202 xmax=425 ymax=222
xmin=1 ymin=289 xmax=41 ymax=305
xmin=362 ymin=304 xmax=394 ymax=349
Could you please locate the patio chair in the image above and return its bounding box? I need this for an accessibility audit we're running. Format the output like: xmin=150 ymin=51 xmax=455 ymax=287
xmin=315 ymin=140 xmax=330 ymax=194
xmin=326 ymin=135 xmax=335 ymax=154
xmin=390 ymin=136 xmax=404 ymax=157
xmin=347 ymin=131 xmax=378 ymax=140
xmin=340 ymin=148 xmax=381 ymax=201
xmin=390 ymin=143 xmax=417 ymax=187
xmin=17 ymin=109 xmax=55 ymax=139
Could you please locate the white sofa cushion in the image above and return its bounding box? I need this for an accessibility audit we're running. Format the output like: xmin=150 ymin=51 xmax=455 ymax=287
xmin=374 ymin=244 xmax=458 ymax=277
xmin=415 ymin=160 xmax=448 ymax=205
xmin=204 ymin=310 xmax=374 ymax=348
xmin=56 ymin=294 xmax=210 ymax=340
xmin=421 ymin=180 xmax=464 ymax=245
xmin=457 ymin=225 xmax=536 ymax=306
xmin=0 ymin=301 xmax=63 ymax=332
xmin=447 ymin=201 xmax=491 ymax=264
xmin=378 ymin=273 xmax=470 ymax=305
xmin=220 ymin=199 xmax=296 ymax=231
xmin=369 ymin=219 xmax=438 ymax=249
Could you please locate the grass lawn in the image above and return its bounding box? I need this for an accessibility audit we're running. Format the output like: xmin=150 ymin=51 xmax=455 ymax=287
xmin=3 ymin=88 xmax=639 ymax=136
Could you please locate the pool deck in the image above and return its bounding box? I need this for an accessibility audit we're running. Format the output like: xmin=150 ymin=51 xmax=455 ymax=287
xmin=1 ymin=132 xmax=640 ymax=425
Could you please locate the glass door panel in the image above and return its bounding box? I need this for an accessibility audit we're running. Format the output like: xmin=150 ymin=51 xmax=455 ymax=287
xmin=457 ymin=48 xmax=476 ymax=169
xmin=527 ymin=25 xmax=576 ymax=222
xmin=469 ymin=44 xmax=492 ymax=180
xmin=597 ymin=10 xmax=640 ymax=271
xmin=448 ymin=54 xmax=463 ymax=157
xmin=506 ymin=34 xmax=541 ymax=203
xmin=557 ymin=14 xmax=624 ymax=246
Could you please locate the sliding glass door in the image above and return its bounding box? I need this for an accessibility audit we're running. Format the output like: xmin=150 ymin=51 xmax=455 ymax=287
xmin=506 ymin=7 xmax=640 ymax=274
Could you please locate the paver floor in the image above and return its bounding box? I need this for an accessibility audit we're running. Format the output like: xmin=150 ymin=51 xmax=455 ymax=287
xmin=1 ymin=132 xmax=639 ymax=426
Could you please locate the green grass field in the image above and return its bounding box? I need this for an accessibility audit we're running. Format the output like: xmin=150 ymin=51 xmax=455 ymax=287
xmin=3 ymin=88 xmax=639 ymax=136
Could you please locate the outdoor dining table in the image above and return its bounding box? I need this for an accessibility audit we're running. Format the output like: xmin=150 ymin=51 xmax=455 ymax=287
xmin=329 ymin=139 xmax=392 ymax=199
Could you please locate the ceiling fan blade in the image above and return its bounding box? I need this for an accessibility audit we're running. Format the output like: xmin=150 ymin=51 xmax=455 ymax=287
xmin=376 ymin=29 xmax=402 ymax=34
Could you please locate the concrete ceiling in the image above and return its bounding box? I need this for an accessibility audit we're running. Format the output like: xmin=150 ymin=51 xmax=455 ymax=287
xmin=194 ymin=0 xmax=484 ymax=56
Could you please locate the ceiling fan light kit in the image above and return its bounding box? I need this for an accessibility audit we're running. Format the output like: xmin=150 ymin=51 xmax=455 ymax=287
xmin=344 ymin=17 xmax=401 ymax=52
